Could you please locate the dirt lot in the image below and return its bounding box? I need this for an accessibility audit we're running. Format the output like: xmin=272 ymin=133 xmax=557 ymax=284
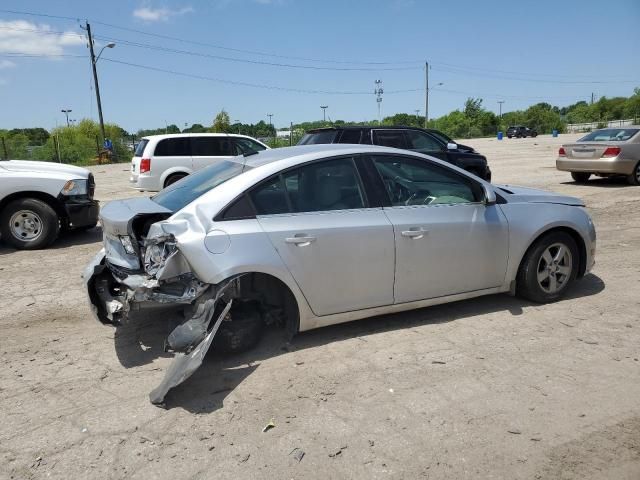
xmin=1 ymin=134 xmax=639 ymax=479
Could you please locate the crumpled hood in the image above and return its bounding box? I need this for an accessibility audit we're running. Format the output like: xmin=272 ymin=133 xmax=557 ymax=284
xmin=0 ymin=160 xmax=90 ymax=178
xmin=495 ymin=184 xmax=585 ymax=207
xmin=100 ymin=197 xmax=172 ymax=237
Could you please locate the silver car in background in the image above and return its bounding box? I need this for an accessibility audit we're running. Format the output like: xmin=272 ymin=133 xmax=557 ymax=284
xmin=84 ymin=144 xmax=596 ymax=403
xmin=556 ymin=127 xmax=640 ymax=184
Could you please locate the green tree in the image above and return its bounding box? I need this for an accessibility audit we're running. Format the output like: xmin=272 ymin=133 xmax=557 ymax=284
xmin=212 ymin=110 xmax=231 ymax=133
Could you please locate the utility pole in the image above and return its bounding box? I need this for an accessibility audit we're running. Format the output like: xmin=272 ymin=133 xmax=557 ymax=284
xmin=497 ymin=100 xmax=505 ymax=119
xmin=84 ymin=22 xmax=107 ymax=145
xmin=61 ymin=109 xmax=72 ymax=127
xmin=374 ymin=80 xmax=383 ymax=124
xmin=320 ymin=105 xmax=328 ymax=122
xmin=414 ymin=109 xmax=420 ymax=125
xmin=424 ymin=62 xmax=429 ymax=128
xmin=267 ymin=114 xmax=274 ymax=144
xmin=591 ymin=92 xmax=594 ymax=105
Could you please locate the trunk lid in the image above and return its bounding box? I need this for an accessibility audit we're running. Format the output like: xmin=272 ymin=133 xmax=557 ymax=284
xmin=563 ymin=142 xmax=612 ymax=159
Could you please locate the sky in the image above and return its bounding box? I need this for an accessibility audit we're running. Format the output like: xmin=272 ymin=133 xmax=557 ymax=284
xmin=0 ymin=0 xmax=639 ymax=132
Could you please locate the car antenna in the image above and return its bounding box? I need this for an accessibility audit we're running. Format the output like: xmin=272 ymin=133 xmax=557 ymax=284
xmin=241 ymin=148 xmax=258 ymax=172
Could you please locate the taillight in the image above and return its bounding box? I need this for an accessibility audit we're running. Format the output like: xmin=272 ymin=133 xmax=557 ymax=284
xmin=140 ymin=158 xmax=151 ymax=173
xmin=558 ymin=147 xmax=566 ymax=157
xmin=602 ymin=147 xmax=621 ymax=158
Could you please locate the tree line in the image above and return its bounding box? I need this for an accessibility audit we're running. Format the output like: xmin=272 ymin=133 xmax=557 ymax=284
xmin=1 ymin=88 xmax=638 ymax=165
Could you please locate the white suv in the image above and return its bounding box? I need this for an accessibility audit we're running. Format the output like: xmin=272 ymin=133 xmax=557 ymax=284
xmin=130 ymin=133 xmax=269 ymax=191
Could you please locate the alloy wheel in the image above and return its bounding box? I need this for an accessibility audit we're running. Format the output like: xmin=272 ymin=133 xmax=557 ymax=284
xmin=536 ymin=242 xmax=572 ymax=294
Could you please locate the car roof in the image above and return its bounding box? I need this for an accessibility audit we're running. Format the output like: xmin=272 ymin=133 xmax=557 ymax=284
xmin=141 ymin=133 xmax=260 ymax=141
xmin=239 ymin=144 xmax=410 ymax=168
xmin=306 ymin=125 xmax=434 ymax=132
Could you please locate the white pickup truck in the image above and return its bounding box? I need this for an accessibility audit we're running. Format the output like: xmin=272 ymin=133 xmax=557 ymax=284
xmin=0 ymin=160 xmax=99 ymax=249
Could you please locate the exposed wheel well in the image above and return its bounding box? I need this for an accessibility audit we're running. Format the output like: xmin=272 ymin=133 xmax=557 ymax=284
xmin=163 ymin=172 xmax=188 ymax=188
xmin=519 ymin=226 xmax=587 ymax=279
xmin=0 ymin=191 xmax=65 ymax=223
xmin=230 ymin=272 xmax=300 ymax=338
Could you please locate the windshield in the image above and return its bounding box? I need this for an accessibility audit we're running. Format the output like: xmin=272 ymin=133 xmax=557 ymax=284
xmin=134 ymin=139 xmax=149 ymax=157
xmin=298 ymin=131 xmax=339 ymax=145
xmin=579 ymin=128 xmax=639 ymax=142
xmin=428 ymin=130 xmax=453 ymax=144
xmin=152 ymin=160 xmax=251 ymax=211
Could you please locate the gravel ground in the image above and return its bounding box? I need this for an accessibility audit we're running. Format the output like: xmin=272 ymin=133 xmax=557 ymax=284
xmin=1 ymin=134 xmax=639 ymax=479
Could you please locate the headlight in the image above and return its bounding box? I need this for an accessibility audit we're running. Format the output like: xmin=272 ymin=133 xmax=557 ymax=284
xmin=119 ymin=235 xmax=136 ymax=255
xmin=61 ymin=179 xmax=88 ymax=196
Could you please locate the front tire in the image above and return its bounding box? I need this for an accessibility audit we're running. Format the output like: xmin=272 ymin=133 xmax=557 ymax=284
xmin=0 ymin=198 xmax=60 ymax=250
xmin=516 ymin=231 xmax=578 ymax=303
xmin=627 ymin=162 xmax=640 ymax=186
xmin=571 ymin=172 xmax=591 ymax=183
xmin=213 ymin=301 xmax=264 ymax=353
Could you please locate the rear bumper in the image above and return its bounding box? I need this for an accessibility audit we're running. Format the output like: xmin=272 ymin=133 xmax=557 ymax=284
xmin=129 ymin=173 xmax=160 ymax=191
xmin=556 ymin=157 xmax=636 ymax=175
xmin=62 ymin=198 xmax=100 ymax=228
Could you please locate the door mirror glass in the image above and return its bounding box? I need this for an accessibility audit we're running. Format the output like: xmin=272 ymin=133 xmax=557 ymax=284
xmin=447 ymin=142 xmax=458 ymax=150
xmin=483 ymin=185 xmax=496 ymax=205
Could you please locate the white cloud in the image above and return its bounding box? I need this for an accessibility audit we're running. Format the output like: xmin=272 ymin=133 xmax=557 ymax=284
xmin=0 ymin=20 xmax=84 ymax=56
xmin=0 ymin=59 xmax=16 ymax=69
xmin=133 ymin=6 xmax=194 ymax=22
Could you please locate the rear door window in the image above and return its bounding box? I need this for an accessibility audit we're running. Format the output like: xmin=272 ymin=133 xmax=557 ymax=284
xmin=338 ymin=129 xmax=362 ymax=144
xmin=297 ymin=131 xmax=339 ymax=145
xmin=191 ymin=136 xmax=233 ymax=156
xmin=154 ymin=137 xmax=191 ymax=156
xmin=373 ymin=130 xmax=409 ymax=149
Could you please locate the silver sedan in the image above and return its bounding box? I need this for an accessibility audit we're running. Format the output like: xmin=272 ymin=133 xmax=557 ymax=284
xmin=84 ymin=144 xmax=596 ymax=403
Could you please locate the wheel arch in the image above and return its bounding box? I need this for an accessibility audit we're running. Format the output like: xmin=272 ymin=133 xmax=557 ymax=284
xmin=517 ymin=225 xmax=588 ymax=280
xmin=160 ymin=168 xmax=192 ymax=188
xmin=0 ymin=191 xmax=65 ymax=221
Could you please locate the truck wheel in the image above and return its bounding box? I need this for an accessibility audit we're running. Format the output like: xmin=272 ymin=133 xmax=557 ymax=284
xmin=213 ymin=301 xmax=264 ymax=354
xmin=627 ymin=162 xmax=640 ymax=186
xmin=571 ymin=172 xmax=591 ymax=183
xmin=0 ymin=198 xmax=60 ymax=250
xmin=516 ymin=231 xmax=578 ymax=303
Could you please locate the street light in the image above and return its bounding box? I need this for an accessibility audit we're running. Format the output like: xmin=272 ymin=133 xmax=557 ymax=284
xmin=320 ymin=105 xmax=328 ymax=122
xmin=234 ymin=119 xmax=241 ymax=134
xmin=96 ymin=42 xmax=115 ymax=63
xmin=61 ymin=109 xmax=72 ymax=127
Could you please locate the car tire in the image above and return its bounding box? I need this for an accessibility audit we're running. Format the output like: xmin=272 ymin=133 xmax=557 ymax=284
xmin=507 ymin=135 xmax=512 ymax=139
xmin=0 ymin=198 xmax=60 ymax=250
xmin=627 ymin=162 xmax=640 ymax=186
xmin=164 ymin=173 xmax=187 ymax=188
xmin=516 ymin=231 xmax=578 ymax=303
xmin=571 ymin=172 xmax=591 ymax=183
xmin=532 ymin=132 xmax=538 ymax=138
xmin=213 ymin=301 xmax=264 ymax=354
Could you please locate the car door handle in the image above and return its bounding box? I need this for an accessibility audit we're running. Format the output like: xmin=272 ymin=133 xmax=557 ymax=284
xmin=285 ymin=235 xmax=316 ymax=246
xmin=401 ymin=228 xmax=428 ymax=239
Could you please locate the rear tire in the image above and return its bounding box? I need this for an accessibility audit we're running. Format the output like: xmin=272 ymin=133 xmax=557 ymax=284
xmin=164 ymin=173 xmax=187 ymax=188
xmin=516 ymin=231 xmax=578 ymax=303
xmin=0 ymin=198 xmax=60 ymax=250
xmin=571 ymin=172 xmax=591 ymax=183
xmin=627 ymin=162 xmax=640 ymax=186
xmin=213 ymin=301 xmax=264 ymax=353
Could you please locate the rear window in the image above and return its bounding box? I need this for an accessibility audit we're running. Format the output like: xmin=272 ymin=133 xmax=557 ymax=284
xmin=154 ymin=137 xmax=191 ymax=156
xmin=337 ymin=129 xmax=362 ymax=144
xmin=152 ymin=160 xmax=250 ymax=212
xmin=134 ymin=139 xmax=148 ymax=157
xmin=579 ymin=129 xmax=639 ymax=142
xmin=297 ymin=131 xmax=339 ymax=145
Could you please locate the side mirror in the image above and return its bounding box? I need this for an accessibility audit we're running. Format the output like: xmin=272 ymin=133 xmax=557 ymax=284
xmin=483 ymin=185 xmax=496 ymax=206
xmin=447 ymin=142 xmax=458 ymax=150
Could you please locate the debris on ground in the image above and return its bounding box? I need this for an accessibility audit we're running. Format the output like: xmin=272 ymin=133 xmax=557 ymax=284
xmin=289 ymin=447 xmax=305 ymax=462
xmin=329 ymin=445 xmax=347 ymax=457
xmin=262 ymin=419 xmax=275 ymax=433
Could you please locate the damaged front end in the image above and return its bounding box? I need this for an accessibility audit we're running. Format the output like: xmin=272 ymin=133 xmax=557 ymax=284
xmin=83 ymin=198 xmax=240 ymax=405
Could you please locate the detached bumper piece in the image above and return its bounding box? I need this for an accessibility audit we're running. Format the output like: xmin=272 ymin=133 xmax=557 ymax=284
xmin=61 ymin=197 xmax=100 ymax=229
xmin=83 ymin=250 xmax=240 ymax=405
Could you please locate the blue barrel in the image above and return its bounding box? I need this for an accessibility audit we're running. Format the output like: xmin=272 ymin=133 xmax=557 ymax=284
xmin=497 ymin=131 xmax=503 ymax=140
xmin=552 ymin=129 xmax=558 ymax=137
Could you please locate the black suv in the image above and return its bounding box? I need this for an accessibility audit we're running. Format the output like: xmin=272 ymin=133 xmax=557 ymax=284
xmin=506 ymin=126 xmax=538 ymax=138
xmin=298 ymin=126 xmax=491 ymax=181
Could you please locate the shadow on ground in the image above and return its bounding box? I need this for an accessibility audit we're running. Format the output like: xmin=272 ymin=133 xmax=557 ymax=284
xmin=111 ymin=273 xmax=605 ymax=412
xmin=0 ymin=226 xmax=102 ymax=256
xmin=561 ymin=176 xmax=632 ymax=188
